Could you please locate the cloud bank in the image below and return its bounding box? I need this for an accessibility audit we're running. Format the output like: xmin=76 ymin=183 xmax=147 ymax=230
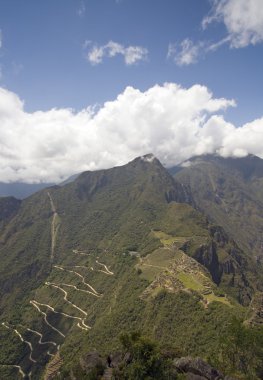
xmin=85 ymin=40 xmax=148 ymax=65
xmin=0 ymin=83 xmax=263 ymax=183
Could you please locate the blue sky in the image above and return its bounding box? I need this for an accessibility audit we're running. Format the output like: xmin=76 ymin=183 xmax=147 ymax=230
xmin=0 ymin=0 xmax=263 ymax=182
xmin=0 ymin=0 xmax=262 ymax=124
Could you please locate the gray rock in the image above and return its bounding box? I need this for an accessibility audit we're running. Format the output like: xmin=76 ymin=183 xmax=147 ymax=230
xmin=174 ymin=357 xmax=224 ymax=380
xmin=79 ymin=351 xmax=106 ymax=373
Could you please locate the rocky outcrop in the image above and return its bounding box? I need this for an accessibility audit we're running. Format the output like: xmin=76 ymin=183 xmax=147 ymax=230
xmin=174 ymin=357 xmax=224 ymax=380
xmin=247 ymin=292 xmax=263 ymax=326
xmin=79 ymin=351 xmax=106 ymax=373
xmin=79 ymin=352 xmax=232 ymax=380
xmin=192 ymin=242 xmax=222 ymax=285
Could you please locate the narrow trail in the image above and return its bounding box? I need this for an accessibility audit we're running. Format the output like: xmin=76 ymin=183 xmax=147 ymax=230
xmin=2 ymin=323 xmax=36 ymax=363
xmin=95 ymin=260 xmax=114 ymax=275
xmin=0 ymin=364 xmax=26 ymax=379
xmin=26 ymin=328 xmax=57 ymax=347
xmin=54 ymin=265 xmax=101 ymax=297
xmin=30 ymin=300 xmax=65 ymax=338
xmin=47 ymin=192 xmax=59 ymax=261
xmin=45 ymin=282 xmax=91 ymax=330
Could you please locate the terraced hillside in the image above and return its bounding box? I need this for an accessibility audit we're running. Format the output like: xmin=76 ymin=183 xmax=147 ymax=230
xmin=0 ymin=154 xmax=262 ymax=379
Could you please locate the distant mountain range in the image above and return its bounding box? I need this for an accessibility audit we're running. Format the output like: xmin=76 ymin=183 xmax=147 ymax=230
xmin=0 ymin=153 xmax=262 ymax=379
xmin=0 ymin=182 xmax=54 ymax=199
xmin=0 ymin=172 xmax=80 ymax=199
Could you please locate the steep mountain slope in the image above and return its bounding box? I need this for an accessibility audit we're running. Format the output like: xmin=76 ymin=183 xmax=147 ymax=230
xmin=0 ymin=196 xmax=21 ymax=229
xmin=0 ymin=154 xmax=261 ymax=379
xmin=172 ymin=154 xmax=263 ymax=262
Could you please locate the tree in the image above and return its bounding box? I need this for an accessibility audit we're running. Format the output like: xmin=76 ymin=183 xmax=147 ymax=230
xmin=214 ymin=318 xmax=263 ymax=379
xmin=117 ymin=331 xmax=177 ymax=380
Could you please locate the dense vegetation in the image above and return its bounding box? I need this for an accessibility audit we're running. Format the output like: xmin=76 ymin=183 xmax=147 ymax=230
xmin=0 ymin=154 xmax=262 ymax=379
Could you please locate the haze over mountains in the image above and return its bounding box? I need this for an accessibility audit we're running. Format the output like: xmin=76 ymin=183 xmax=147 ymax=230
xmin=0 ymin=182 xmax=55 ymax=200
xmin=0 ymin=153 xmax=262 ymax=379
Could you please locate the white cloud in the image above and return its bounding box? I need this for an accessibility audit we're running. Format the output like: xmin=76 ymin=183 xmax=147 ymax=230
xmin=0 ymin=83 xmax=263 ymax=183
xmin=86 ymin=40 xmax=148 ymax=65
xmin=203 ymin=0 xmax=263 ymax=48
xmin=77 ymin=1 xmax=86 ymax=17
xmin=167 ymin=39 xmax=204 ymax=66
xmin=171 ymin=0 xmax=263 ymax=66
xmin=87 ymin=45 xmax=105 ymax=65
xmin=124 ymin=46 xmax=148 ymax=65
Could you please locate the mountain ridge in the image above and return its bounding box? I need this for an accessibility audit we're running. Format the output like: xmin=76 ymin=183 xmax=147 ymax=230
xmin=0 ymin=153 xmax=262 ymax=379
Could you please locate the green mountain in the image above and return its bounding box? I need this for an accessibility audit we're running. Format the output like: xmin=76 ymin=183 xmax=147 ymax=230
xmin=0 ymin=154 xmax=262 ymax=379
xmin=172 ymin=154 xmax=263 ymax=262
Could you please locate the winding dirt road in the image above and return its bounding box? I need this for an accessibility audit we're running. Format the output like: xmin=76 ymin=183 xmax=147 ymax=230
xmin=26 ymin=328 xmax=57 ymax=347
xmin=0 ymin=364 xmax=26 ymax=379
xmin=2 ymin=322 xmax=36 ymax=363
xmin=45 ymin=282 xmax=91 ymax=330
xmin=53 ymin=265 xmax=101 ymax=297
xmin=95 ymin=260 xmax=114 ymax=275
xmin=30 ymin=300 xmax=66 ymax=338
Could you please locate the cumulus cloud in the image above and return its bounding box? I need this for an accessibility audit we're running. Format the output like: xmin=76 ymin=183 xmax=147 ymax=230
xmin=203 ymin=0 xmax=263 ymax=48
xmin=85 ymin=40 xmax=148 ymax=65
xmin=0 ymin=83 xmax=263 ymax=183
xmin=167 ymin=39 xmax=204 ymax=66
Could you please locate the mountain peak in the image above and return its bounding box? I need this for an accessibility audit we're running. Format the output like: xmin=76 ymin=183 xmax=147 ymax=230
xmin=139 ymin=153 xmax=156 ymax=163
xmin=130 ymin=153 xmax=162 ymax=169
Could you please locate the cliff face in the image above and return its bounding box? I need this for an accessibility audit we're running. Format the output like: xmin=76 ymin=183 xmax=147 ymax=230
xmin=172 ymin=154 xmax=263 ymax=261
